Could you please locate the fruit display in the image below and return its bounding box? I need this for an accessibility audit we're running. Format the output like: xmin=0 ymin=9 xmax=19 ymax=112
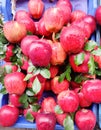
xmin=0 ymin=0 xmax=100 ymax=129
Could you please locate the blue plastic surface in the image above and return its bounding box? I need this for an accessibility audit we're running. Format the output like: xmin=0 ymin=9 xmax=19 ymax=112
xmin=0 ymin=0 xmax=98 ymax=129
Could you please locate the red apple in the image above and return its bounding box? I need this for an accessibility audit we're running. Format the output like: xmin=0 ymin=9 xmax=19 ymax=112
xmin=4 ymin=72 xmax=27 ymax=95
xmin=57 ymin=90 xmax=79 ymax=113
xmin=15 ymin=10 xmax=31 ymax=20
xmin=28 ymin=0 xmax=44 ymax=19
xmin=21 ymin=35 xmax=39 ymax=56
xmin=44 ymin=7 xmax=65 ymax=33
xmin=95 ymin=5 xmax=101 ymax=25
xmin=3 ymin=21 xmax=27 ymax=43
xmin=49 ymin=40 xmax=67 ymax=65
xmin=36 ymin=113 xmax=56 ymax=130
xmin=0 ymin=105 xmax=19 ymax=127
xmin=9 ymin=94 xmax=22 ymax=107
xmin=75 ymin=109 xmax=96 ymax=130
xmin=41 ymin=97 xmax=57 ymax=113
xmin=28 ymin=40 xmax=52 ymax=67
xmin=60 ymin=25 xmax=85 ymax=54
xmin=51 ymin=76 xmax=69 ymax=94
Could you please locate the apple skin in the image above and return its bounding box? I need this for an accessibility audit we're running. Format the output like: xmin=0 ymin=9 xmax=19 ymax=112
xmin=4 ymin=72 xmax=27 ymax=95
xmin=3 ymin=21 xmax=27 ymax=43
xmin=95 ymin=5 xmax=101 ymax=25
xmin=36 ymin=113 xmax=56 ymax=130
xmin=51 ymin=76 xmax=69 ymax=94
xmin=75 ymin=109 xmax=96 ymax=130
xmin=82 ymin=79 xmax=101 ymax=103
xmin=15 ymin=10 xmax=31 ymax=20
xmin=16 ymin=17 xmax=36 ymax=34
xmin=28 ymin=40 xmax=52 ymax=67
xmin=44 ymin=7 xmax=65 ymax=33
xmin=41 ymin=97 xmax=57 ymax=113
xmin=9 ymin=94 xmax=22 ymax=107
xmin=21 ymin=35 xmax=39 ymax=56
xmin=28 ymin=0 xmax=44 ymax=19
xmin=57 ymin=90 xmax=79 ymax=113
xmin=49 ymin=40 xmax=67 ymax=65
xmin=0 ymin=105 xmax=19 ymax=127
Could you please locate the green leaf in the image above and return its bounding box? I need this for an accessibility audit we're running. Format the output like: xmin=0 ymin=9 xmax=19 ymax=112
xmin=63 ymin=115 xmax=74 ymax=130
xmin=74 ymin=52 xmax=85 ymax=66
xmin=74 ymin=74 xmax=88 ymax=83
xmin=25 ymin=112 xmax=34 ymax=122
xmin=0 ymin=87 xmax=7 ymax=94
xmin=26 ymin=89 xmax=35 ymax=96
xmin=58 ymin=72 xmax=66 ymax=82
xmin=40 ymin=68 xmax=50 ymax=79
xmin=28 ymin=65 xmax=35 ymax=73
xmin=19 ymin=94 xmax=28 ymax=104
xmin=88 ymin=56 xmax=95 ymax=75
xmin=54 ymin=105 xmax=63 ymax=114
xmin=91 ymin=48 xmax=101 ymax=56
xmin=84 ymin=40 xmax=97 ymax=51
xmin=32 ymin=77 xmax=41 ymax=94
xmin=4 ymin=65 xmax=12 ymax=74
xmin=30 ymin=104 xmax=41 ymax=112
xmin=55 ymin=32 xmax=60 ymax=39
xmin=23 ymin=101 xmax=29 ymax=108
xmin=33 ymin=68 xmax=40 ymax=75
xmin=24 ymin=73 xmax=33 ymax=81
xmin=95 ymin=69 xmax=101 ymax=76
xmin=28 ymin=96 xmax=38 ymax=103
xmin=65 ymin=65 xmax=71 ymax=81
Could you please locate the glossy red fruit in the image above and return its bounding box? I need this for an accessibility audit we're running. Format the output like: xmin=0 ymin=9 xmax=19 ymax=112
xmin=4 ymin=72 xmax=27 ymax=95
xmin=9 ymin=94 xmax=22 ymax=107
xmin=16 ymin=17 xmax=36 ymax=34
xmin=44 ymin=7 xmax=65 ymax=33
xmin=56 ymin=2 xmax=71 ymax=25
xmin=0 ymin=105 xmax=19 ymax=127
xmin=51 ymin=76 xmax=69 ymax=94
xmin=49 ymin=65 xmax=59 ymax=78
xmin=44 ymin=79 xmax=51 ymax=91
xmin=28 ymin=0 xmax=44 ymax=19
xmin=95 ymin=5 xmax=101 ymax=25
xmin=82 ymin=79 xmax=101 ymax=103
xmin=75 ymin=109 xmax=96 ymax=130
xmin=78 ymin=91 xmax=91 ymax=108
xmin=4 ymin=44 xmax=14 ymax=62
xmin=56 ymin=0 xmax=72 ymax=11
xmin=15 ymin=10 xmax=31 ymax=20
xmin=36 ymin=113 xmax=56 ymax=130
xmin=60 ymin=25 xmax=85 ymax=54
xmin=3 ymin=21 xmax=27 ymax=43
xmin=28 ymin=40 xmax=52 ymax=67
xmin=70 ymin=10 xmax=86 ymax=23
xmin=72 ymin=20 xmax=92 ymax=40
xmin=83 ymin=15 xmax=96 ymax=34
xmin=37 ymin=17 xmax=51 ymax=36
xmin=49 ymin=40 xmax=67 ymax=65
xmin=69 ymin=51 xmax=91 ymax=73
xmin=57 ymin=90 xmax=79 ymax=113
xmin=41 ymin=97 xmax=57 ymax=113
xmin=21 ymin=35 xmax=39 ymax=56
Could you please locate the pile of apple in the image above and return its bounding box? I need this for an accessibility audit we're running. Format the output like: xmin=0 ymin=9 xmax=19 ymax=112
xmin=1 ymin=0 xmax=101 ymax=129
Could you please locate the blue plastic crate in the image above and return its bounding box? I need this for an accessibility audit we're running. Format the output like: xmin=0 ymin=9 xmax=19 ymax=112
xmin=0 ymin=0 xmax=98 ymax=129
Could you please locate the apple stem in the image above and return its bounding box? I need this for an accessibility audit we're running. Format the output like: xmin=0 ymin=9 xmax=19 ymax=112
xmin=52 ymin=32 xmax=58 ymax=43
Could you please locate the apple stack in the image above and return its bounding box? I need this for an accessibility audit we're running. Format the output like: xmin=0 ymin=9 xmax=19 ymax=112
xmin=0 ymin=0 xmax=101 ymax=130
